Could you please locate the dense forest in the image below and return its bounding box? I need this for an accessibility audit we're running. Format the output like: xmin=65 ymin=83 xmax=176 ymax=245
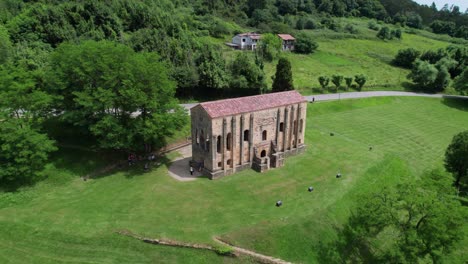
xmin=0 ymin=0 xmax=467 ymax=186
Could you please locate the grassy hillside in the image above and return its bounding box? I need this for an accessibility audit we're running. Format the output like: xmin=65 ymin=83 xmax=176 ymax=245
xmin=218 ymin=17 xmax=464 ymax=95
xmin=1 ymin=96 xmax=467 ymax=263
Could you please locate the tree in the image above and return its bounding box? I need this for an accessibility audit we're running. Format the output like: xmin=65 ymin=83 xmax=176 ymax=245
xmin=196 ymin=45 xmax=227 ymax=91
xmin=320 ymin=171 xmax=465 ymax=263
xmin=46 ymin=40 xmax=186 ymax=152
xmin=344 ymin=77 xmax=353 ymax=90
xmin=318 ymin=76 xmax=329 ymax=91
xmin=393 ymin=48 xmax=420 ymax=68
xmin=229 ymin=52 xmax=266 ymax=94
xmin=272 ymin=57 xmax=294 ymax=92
xmin=0 ymin=25 xmax=12 ymax=64
xmin=445 ymin=130 xmax=468 ymax=187
xmin=354 ymin=74 xmax=367 ymax=90
xmin=294 ymin=33 xmax=318 ymax=54
xmin=331 ymin=74 xmax=343 ymax=91
xmin=0 ymin=63 xmax=56 ymax=186
xmin=407 ymin=59 xmax=438 ymax=88
xmin=0 ymin=117 xmax=56 ymax=185
xmin=258 ymin=33 xmax=282 ymax=62
xmin=453 ymin=68 xmax=468 ymax=95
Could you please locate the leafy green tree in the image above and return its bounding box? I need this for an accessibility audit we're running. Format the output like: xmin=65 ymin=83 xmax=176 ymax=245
xmin=408 ymin=59 xmax=438 ymax=88
xmin=318 ymin=76 xmax=330 ymax=91
xmin=196 ymin=45 xmax=227 ymax=91
xmin=453 ymin=68 xmax=468 ymax=95
xmin=0 ymin=25 xmax=12 ymax=64
xmin=393 ymin=48 xmax=421 ymax=68
xmin=0 ymin=117 xmax=57 ymax=185
xmin=445 ymin=130 xmax=468 ymax=187
xmin=344 ymin=77 xmax=353 ymax=90
xmin=294 ymin=33 xmax=318 ymax=54
xmin=229 ymin=53 xmax=266 ymax=94
xmin=354 ymin=74 xmax=367 ymax=90
xmin=430 ymin=20 xmax=456 ymax=35
xmin=0 ymin=63 xmax=56 ymax=186
xmin=420 ymin=48 xmax=448 ymax=64
xmin=46 ymin=40 xmax=186 ymax=151
xmin=431 ymin=57 xmax=457 ymax=92
xmin=331 ymin=74 xmax=343 ymax=90
xmin=272 ymin=57 xmax=294 ymax=92
xmin=258 ymin=33 xmax=282 ymax=62
xmin=320 ymin=171 xmax=465 ymax=263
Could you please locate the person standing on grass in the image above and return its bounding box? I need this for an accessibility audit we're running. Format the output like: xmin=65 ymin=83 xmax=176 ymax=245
xmin=190 ymin=166 xmax=194 ymax=175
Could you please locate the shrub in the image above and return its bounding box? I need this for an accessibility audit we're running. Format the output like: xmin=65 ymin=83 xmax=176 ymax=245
xmin=393 ymin=48 xmax=421 ymax=68
xmin=294 ymin=33 xmax=318 ymax=54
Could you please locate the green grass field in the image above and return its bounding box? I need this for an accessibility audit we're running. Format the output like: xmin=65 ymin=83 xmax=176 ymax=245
xmin=1 ymin=97 xmax=467 ymax=263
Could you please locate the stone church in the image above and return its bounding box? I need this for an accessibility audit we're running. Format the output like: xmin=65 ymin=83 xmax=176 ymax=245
xmin=190 ymin=91 xmax=307 ymax=179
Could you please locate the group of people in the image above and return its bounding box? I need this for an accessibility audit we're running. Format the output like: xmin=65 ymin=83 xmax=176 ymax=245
xmin=128 ymin=153 xmax=157 ymax=171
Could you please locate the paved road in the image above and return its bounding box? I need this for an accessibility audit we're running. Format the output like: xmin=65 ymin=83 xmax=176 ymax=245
xmin=181 ymin=91 xmax=468 ymax=112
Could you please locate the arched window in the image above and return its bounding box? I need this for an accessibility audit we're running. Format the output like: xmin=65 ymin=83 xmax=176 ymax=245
xmin=279 ymin=122 xmax=284 ymax=132
xmin=244 ymin=130 xmax=249 ymax=142
xmin=226 ymin=133 xmax=232 ymax=150
xmin=300 ymin=119 xmax=304 ymax=133
xmin=217 ymin=136 xmax=221 ymax=153
xmin=195 ymin=129 xmax=199 ymax=145
xmin=260 ymin=150 xmax=266 ymax=157
xmin=227 ymin=159 xmax=232 ymax=166
xmin=293 ymin=120 xmax=297 ymax=134
xmin=200 ymin=130 xmax=205 ymax=149
xmin=262 ymin=130 xmax=267 ymax=141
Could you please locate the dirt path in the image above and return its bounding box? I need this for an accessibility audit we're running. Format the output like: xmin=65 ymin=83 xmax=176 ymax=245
xmin=213 ymin=237 xmax=292 ymax=264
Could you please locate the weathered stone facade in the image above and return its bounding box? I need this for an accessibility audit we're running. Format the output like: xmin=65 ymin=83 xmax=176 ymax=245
xmin=191 ymin=91 xmax=307 ymax=179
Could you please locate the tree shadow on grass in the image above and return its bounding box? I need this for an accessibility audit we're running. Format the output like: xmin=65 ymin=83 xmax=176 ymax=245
xmin=441 ymin=97 xmax=468 ymax=112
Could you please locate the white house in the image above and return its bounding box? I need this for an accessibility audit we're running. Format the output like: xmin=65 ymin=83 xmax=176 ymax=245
xmin=231 ymin=32 xmax=261 ymax=50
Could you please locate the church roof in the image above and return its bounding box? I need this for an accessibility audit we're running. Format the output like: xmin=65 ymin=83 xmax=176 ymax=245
xmin=198 ymin=91 xmax=306 ymax=118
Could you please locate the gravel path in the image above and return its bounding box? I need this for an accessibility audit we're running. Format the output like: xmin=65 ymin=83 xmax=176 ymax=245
xmin=181 ymin=91 xmax=468 ymax=112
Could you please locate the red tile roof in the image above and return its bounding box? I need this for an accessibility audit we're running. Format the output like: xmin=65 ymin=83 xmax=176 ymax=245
xmin=198 ymin=91 xmax=306 ymax=118
xmin=277 ymin=34 xmax=295 ymax=40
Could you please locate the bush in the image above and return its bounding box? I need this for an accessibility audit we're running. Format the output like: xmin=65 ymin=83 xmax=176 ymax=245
xmin=368 ymin=21 xmax=380 ymax=31
xmin=215 ymin=245 xmax=234 ymax=256
xmin=345 ymin=24 xmax=359 ymax=34
xmin=294 ymin=33 xmax=318 ymax=54
xmin=392 ymin=48 xmax=420 ymax=68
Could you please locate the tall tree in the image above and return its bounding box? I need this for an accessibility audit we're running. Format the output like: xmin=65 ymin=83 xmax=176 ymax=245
xmin=47 ymin=40 xmax=186 ymax=152
xmin=229 ymin=53 xmax=266 ymax=94
xmin=258 ymin=33 xmax=282 ymax=62
xmin=272 ymin=57 xmax=294 ymax=92
xmin=196 ymin=45 xmax=227 ymax=92
xmin=445 ymin=130 xmax=468 ymax=187
xmin=0 ymin=63 xmax=56 ymax=186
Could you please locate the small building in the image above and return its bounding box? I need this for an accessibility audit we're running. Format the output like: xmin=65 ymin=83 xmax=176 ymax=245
xmin=278 ymin=34 xmax=295 ymax=51
xmin=231 ymin=32 xmax=261 ymax=50
xmin=190 ymin=91 xmax=307 ymax=179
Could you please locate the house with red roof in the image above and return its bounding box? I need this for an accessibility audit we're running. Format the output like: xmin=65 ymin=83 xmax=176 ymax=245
xmin=277 ymin=34 xmax=295 ymax=51
xmin=190 ymin=91 xmax=307 ymax=179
